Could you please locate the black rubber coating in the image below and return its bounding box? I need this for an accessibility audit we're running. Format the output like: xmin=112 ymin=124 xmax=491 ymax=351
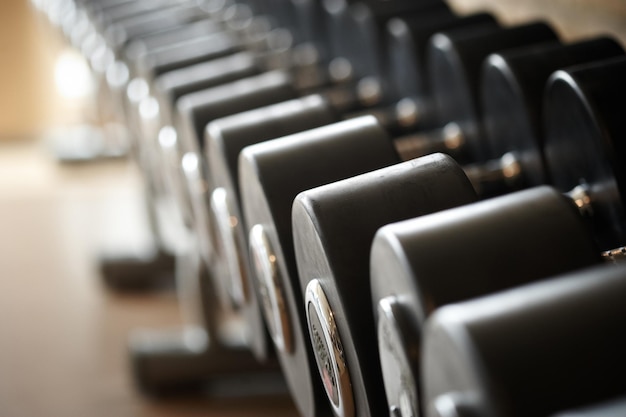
xmin=427 ymin=22 xmax=559 ymax=162
xmin=136 ymin=32 xmax=240 ymax=79
xmin=292 ymin=153 xmax=478 ymax=417
xmin=175 ymin=70 xmax=299 ymax=152
xmin=386 ymin=12 xmax=497 ymax=102
xmin=238 ymin=116 xmax=399 ymax=417
xmin=370 ymin=186 xmax=601 ymax=417
xmin=206 ymin=95 xmax=338 ymax=360
xmin=153 ymin=52 xmax=260 ymax=125
xmin=423 ymin=263 xmax=626 ymax=417
xmin=343 ymin=1 xmax=450 ymax=83
xmin=544 ymin=57 xmax=626 ymax=250
xmin=482 ymin=38 xmax=624 ymax=188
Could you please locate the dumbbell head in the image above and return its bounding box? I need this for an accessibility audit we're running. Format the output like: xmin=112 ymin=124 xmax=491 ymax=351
xmin=206 ymin=96 xmax=337 ymax=302
xmin=176 ymin=71 xmax=299 ymax=155
xmin=370 ymin=186 xmax=601 ymax=417
xmin=428 ymin=22 xmax=558 ymax=162
xmin=239 ymin=116 xmax=400 ymax=417
xmin=103 ymin=2 xmax=204 ymax=55
xmin=205 ymin=97 xmax=339 ymax=361
xmin=544 ymin=57 xmax=626 ymax=251
xmin=291 ymin=0 xmax=332 ymax=58
xmin=292 ymin=154 xmax=477 ymax=417
xmin=481 ymin=38 xmax=624 ymax=189
xmin=152 ymin=52 xmax=260 ymax=127
xmin=134 ymin=32 xmax=238 ymax=81
xmin=93 ymin=0 xmax=175 ymax=31
xmin=422 ymin=263 xmax=626 ymax=417
xmin=166 ymin=71 xmax=299 ymax=230
xmin=386 ymin=12 xmax=497 ymax=104
xmin=342 ymin=0 xmax=451 ymax=86
xmin=123 ymin=19 xmax=222 ymax=71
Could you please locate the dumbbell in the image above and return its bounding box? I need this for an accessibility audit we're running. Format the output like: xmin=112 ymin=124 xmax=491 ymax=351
xmin=369 ymin=56 xmax=626 ymax=417
xmin=236 ymin=21 xmax=564 ymax=417
xmin=421 ymin=263 xmax=626 ymax=417
xmin=288 ymin=37 xmax=625 ymax=417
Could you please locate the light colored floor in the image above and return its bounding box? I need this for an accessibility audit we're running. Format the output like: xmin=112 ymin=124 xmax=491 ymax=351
xmin=0 ymin=141 xmax=297 ymax=416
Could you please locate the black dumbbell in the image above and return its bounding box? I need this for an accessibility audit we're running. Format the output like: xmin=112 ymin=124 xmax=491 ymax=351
xmin=422 ymin=263 xmax=626 ymax=417
xmin=236 ymin=21 xmax=559 ymax=417
xmin=369 ymin=186 xmax=599 ymax=417
xmin=289 ymin=38 xmax=625 ymax=417
xmin=370 ymin=56 xmax=626 ymax=417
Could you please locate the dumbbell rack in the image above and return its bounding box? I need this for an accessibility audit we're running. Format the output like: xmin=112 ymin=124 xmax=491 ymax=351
xmin=30 ymin=0 xmax=621 ymax=417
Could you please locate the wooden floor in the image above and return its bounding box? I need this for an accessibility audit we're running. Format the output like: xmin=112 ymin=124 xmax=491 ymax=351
xmin=0 ymin=142 xmax=297 ymax=416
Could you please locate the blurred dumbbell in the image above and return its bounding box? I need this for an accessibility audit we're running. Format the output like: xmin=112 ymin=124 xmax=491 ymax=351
xmin=94 ymin=10 xmax=235 ymax=291
xmin=116 ymin=0 xmax=348 ymax=280
xmin=102 ymin=0 xmax=308 ymax=393
xmin=422 ymin=263 xmax=626 ymax=417
xmin=370 ymin=56 xmax=626 ymax=417
xmin=94 ymin=1 xmax=295 ymax=290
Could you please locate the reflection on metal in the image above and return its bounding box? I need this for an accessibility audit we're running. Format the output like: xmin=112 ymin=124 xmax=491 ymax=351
xmin=378 ymin=297 xmax=419 ymax=417
xmin=602 ymin=246 xmax=626 ymax=264
xmin=567 ymin=184 xmax=594 ymax=218
xmin=249 ymin=224 xmax=293 ymax=353
xmin=211 ymin=187 xmax=248 ymax=307
xmin=306 ymin=279 xmax=354 ymax=417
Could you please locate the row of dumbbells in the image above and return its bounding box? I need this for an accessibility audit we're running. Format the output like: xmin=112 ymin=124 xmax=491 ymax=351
xmin=33 ymin=1 xmax=626 ymax=417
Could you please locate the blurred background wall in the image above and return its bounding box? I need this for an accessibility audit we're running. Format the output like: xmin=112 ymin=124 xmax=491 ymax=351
xmin=0 ymin=0 xmax=84 ymax=141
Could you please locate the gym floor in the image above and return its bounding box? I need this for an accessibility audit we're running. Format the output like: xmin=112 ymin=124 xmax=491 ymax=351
xmin=0 ymin=1 xmax=624 ymax=416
